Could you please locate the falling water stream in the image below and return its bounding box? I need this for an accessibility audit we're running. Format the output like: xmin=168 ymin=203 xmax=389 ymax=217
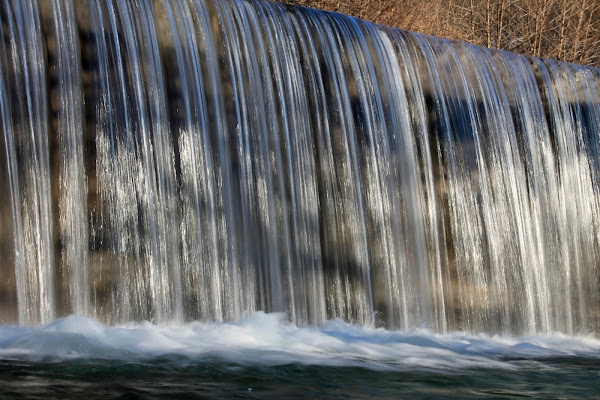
xmin=1 ymin=0 xmax=599 ymax=334
xmin=0 ymin=0 xmax=599 ymax=397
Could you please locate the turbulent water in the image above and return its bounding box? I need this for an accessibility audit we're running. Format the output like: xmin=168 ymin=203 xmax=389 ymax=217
xmin=0 ymin=313 xmax=598 ymax=398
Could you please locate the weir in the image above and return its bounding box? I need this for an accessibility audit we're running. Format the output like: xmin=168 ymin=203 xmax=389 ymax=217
xmin=0 ymin=0 xmax=598 ymax=335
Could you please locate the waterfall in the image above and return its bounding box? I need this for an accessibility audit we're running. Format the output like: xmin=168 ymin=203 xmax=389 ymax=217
xmin=0 ymin=0 xmax=598 ymax=335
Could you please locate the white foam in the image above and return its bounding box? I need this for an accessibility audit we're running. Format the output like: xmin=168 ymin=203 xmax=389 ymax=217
xmin=0 ymin=312 xmax=598 ymax=370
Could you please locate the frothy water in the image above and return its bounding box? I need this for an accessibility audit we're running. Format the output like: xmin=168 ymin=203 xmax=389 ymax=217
xmin=0 ymin=313 xmax=599 ymax=398
xmin=1 ymin=312 xmax=598 ymax=371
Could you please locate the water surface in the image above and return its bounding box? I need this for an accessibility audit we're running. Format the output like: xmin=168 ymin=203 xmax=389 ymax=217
xmin=0 ymin=313 xmax=598 ymax=398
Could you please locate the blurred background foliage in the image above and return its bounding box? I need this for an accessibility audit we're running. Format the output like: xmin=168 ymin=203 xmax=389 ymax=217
xmin=282 ymin=0 xmax=600 ymax=67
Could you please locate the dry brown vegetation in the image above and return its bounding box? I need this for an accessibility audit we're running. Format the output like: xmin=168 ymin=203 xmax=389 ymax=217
xmin=282 ymin=0 xmax=600 ymax=68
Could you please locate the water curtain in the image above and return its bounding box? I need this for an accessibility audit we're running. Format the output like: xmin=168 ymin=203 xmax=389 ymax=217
xmin=0 ymin=0 xmax=599 ymax=335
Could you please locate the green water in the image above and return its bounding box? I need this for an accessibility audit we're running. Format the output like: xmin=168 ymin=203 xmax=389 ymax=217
xmin=1 ymin=358 xmax=598 ymax=399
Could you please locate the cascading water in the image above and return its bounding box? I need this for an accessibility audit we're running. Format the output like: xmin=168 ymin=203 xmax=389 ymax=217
xmin=0 ymin=0 xmax=599 ymax=336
